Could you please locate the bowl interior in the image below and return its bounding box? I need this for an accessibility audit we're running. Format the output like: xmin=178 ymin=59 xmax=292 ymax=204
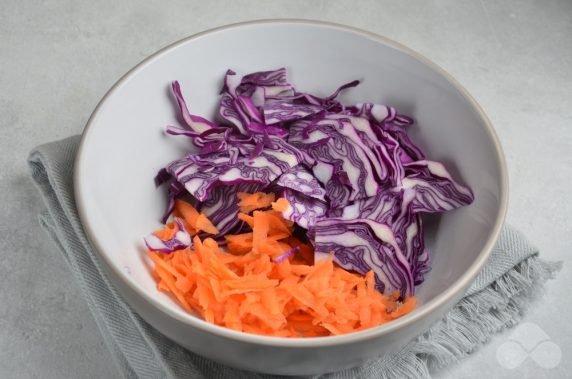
xmin=76 ymin=21 xmax=505 ymax=333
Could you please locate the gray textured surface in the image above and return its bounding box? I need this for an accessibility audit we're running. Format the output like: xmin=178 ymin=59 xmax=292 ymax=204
xmin=1 ymin=0 xmax=570 ymax=378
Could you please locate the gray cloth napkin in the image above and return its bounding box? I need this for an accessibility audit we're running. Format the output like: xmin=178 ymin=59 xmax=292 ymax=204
xmin=28 ymin=135 xmax=560 ymax=379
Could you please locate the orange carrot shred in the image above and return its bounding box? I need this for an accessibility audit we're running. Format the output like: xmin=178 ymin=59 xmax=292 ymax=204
xmin=237 ymin=192 xmax=276 ymax=213
xmin=271 ymin=198 xmax=290 ymax=213
xmin=195 ymin=213 xmax=219 ymax=234
xmin=237 ymin=213 xmax=254 ymax=228
xmin=175 ymin=199 xmax=199 ymax=230
xmin=146 ymin=196 xmax=416 ymax=337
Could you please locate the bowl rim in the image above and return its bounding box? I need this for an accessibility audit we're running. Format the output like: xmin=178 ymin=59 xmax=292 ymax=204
xmin=75 ymin=18 xmax=509 ymax=347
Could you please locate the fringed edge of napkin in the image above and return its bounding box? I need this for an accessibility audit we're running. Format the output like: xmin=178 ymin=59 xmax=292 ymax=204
xmin=373 ymin=256 xmax=561 ymax=379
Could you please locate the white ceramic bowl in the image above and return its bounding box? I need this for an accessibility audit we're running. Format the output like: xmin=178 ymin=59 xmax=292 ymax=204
xmin=75 ymin=20 xmax=508 ymax=375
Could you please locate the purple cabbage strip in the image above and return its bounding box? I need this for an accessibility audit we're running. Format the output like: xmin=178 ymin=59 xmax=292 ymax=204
xmin=200 ymin=182 xmax=262 ymax=237
xmin=345 ymin=103 xmax=396 ymax=123
xmin=338 ymin=190 xmax=401 ymax=223
xmin=390 ymin=201 xmax=429 ymax=285
xmin=336 ymin=190 xmax=429 ymax=286
xmin=250 ymin=85 xmax=294 ymax=107
xmin=314 ymin=218 xmax=414 ymax=297
xmin=412 ymin=248 xmax=431 ymax=285
xmin=279 ymin=189 xmax=328 ymax=229
xmin=276 ymin=165 xmax=327 ymax=201
xmin=265 ymin=79 xmax=360 ymax=109
xmin=379 ymin=121 xmax=425 ymax=163
xmin=247 ymin=122 xmax=289 ymax=138
xmin=171 ymin=81 xmax=217 ymax=133
xmin=220 ymin=69 xmax=241 ymax=96
xmin=166 ymin=153 xmax=280 ymax=202
xmin=218 ymin=93 xmax=246 ymax=134
xmin=159 ymin=179 xmax=186 ymax=224
xmin=273 ymin=246 xmax=300 ymax=263
xmin=144 ymin=218 xmax=191 ymax=253
xmin=240 ymin=67 xmax=289 ymax=87
xmin=288 ymin=118 xmax=382 ymax=206
xmin=154 ymin=168 xmax=171 ymax=187
xmin=164 ymin=136 xmax=304 ymax=202
xmin=263 ymin=102 xmax=324 ymax=125
xmin=401 ymin=160 xmax=474 ymax=213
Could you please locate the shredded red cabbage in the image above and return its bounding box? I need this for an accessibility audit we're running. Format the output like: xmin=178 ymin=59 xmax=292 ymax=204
xmin=155 ymin=68 xmax=474 ymax=296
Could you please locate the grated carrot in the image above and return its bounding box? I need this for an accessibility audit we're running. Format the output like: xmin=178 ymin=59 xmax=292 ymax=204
xmin=174 ymin=199 xmax=199 ymax=232
xmin=271 ymin=197 xmax=290 ymax=213
xmin=195 ymin=213 xmax=219 ymax=234
xmin=146 ymin=193 xmax=416 ymax=337
xmin=237 ymin=192 xmax=276 ymax=213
